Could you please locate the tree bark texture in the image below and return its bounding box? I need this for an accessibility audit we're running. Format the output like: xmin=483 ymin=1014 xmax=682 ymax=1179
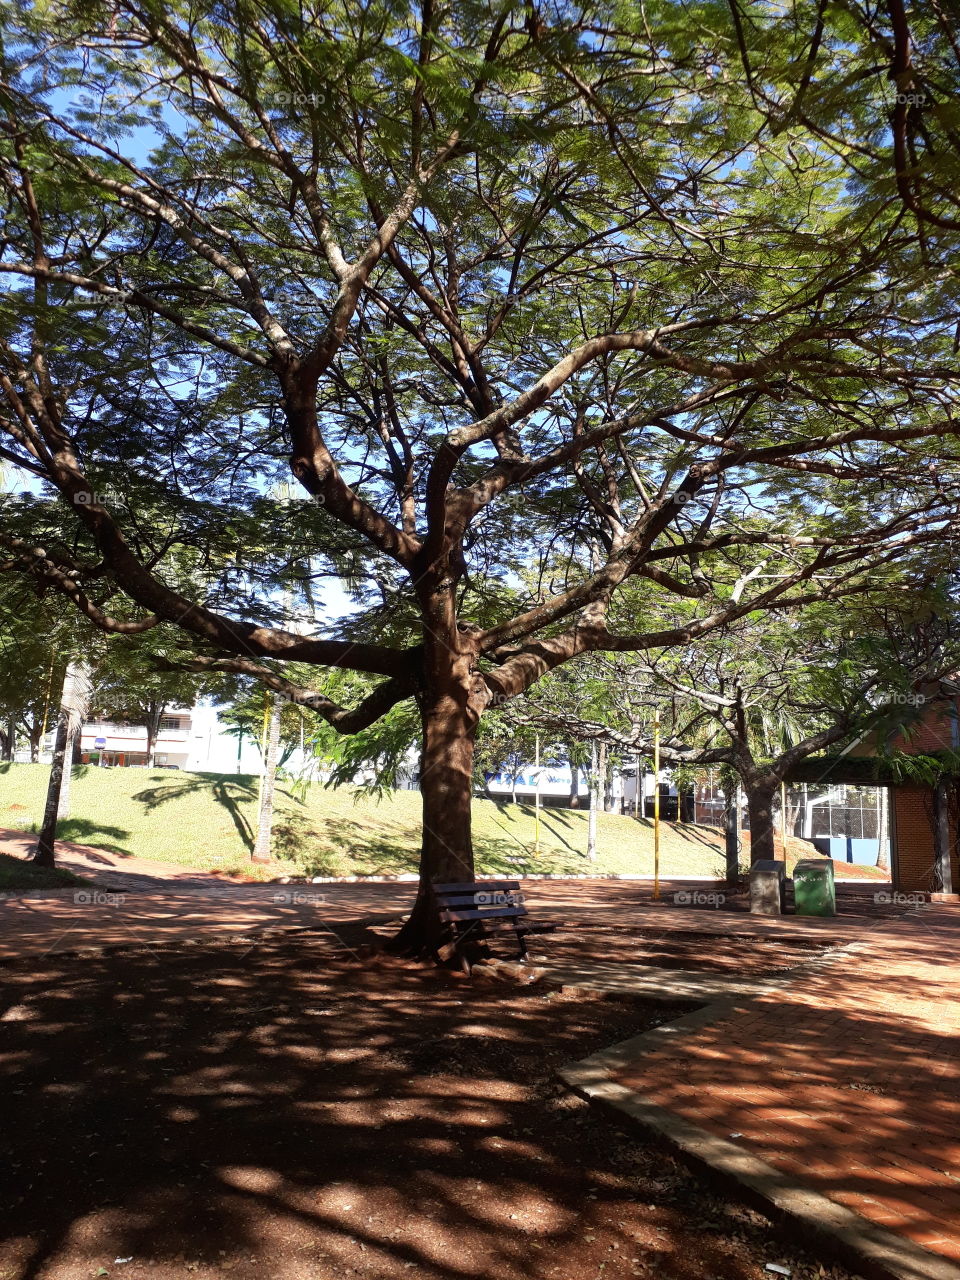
xmin=35 ymin=662 xmax=92 ymax=865
xmin=746 ymin=779 xmax=778 ymax=865
xmin=252 ymin=693 xmax=282 ymax=863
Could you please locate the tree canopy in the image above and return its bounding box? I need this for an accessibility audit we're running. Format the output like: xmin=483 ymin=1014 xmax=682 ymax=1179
xmin=1 ymin=0 xmax=959 ymax=943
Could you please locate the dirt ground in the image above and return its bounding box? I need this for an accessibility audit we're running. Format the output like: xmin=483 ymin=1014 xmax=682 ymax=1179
xmin=0 ymin=937 xmax=865 ymax=1280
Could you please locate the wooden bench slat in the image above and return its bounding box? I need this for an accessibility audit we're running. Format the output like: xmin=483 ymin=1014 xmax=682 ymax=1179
xmin=440 ymin=906 xmax=527 ymax=922
xmin=436 ymin=892 xmax=523 ymax=906
xmin=434 ymin=880 xmax=520 ymax=893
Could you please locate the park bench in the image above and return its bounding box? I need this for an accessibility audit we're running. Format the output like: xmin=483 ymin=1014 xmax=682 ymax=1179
xmin=433 ymin=880 xmax=535 ymax=973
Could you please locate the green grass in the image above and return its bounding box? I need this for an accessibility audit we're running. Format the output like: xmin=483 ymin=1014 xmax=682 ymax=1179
xmin=0 ymin=849 xmax=87 ymax=893
xmin=0 ymin=762 xmax=885 ymax=881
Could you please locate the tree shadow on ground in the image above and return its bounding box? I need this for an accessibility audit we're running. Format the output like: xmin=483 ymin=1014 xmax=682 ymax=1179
xmin=54 ymin=818 xmax=133 ymax=859
xmin=0 ymin=936 xmax=909 ymax=1280
xmin=131 ymin=776 xmax=259 ymax=853
xmin=294 ymin=814 xmax=418 ymax=878
xmin=492 ymin=803 xmax=586 ymax=857
xmin=291 ymin=813 xmax=593 ymax=880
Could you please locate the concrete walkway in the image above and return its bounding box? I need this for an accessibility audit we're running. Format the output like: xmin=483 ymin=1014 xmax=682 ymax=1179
xmin=575 ymin=904 xmax=960 ymax=1272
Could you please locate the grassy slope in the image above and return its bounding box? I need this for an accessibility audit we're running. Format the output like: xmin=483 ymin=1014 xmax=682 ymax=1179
xmin=0 ymin=762 xmax=885 ymax=881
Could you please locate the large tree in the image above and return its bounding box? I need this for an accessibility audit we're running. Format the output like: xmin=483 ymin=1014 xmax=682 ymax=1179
xmin=1 ymin=0 xmax=959 ymax=946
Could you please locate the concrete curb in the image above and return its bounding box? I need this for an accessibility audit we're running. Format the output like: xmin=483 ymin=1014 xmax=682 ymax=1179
xmin=560 ymin=1002 xmax=960 ymax=1280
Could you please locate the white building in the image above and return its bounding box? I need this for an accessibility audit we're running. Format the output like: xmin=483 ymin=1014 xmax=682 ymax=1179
xmin=72 ymin=704 xmax=307 ymax=775
xmin=483 ymin=763 xmax=622 ymax=810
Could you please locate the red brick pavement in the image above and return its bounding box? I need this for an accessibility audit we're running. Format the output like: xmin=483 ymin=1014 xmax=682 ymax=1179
xmin=0 ymin=824 xmax=896 ymax=959
xmin=614 ymin=905 xmax=960 ymax=1263
xmin=7 ymin=826 xmax=958 ymax=1266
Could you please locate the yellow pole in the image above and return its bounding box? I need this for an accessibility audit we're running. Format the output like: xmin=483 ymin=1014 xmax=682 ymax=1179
xmin=653 ymin=711 xmax=661 ymax=901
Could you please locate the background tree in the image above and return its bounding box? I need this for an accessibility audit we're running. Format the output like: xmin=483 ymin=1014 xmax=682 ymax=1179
xmin=520 ymin=586 xmax=960 ymax=866
xmin=93 ymin=638 xmax=214 ymax=766
xmin=0 ymin=575 xmax=96 ymax=763
xmin=0 ymin=607 xmax=54 ymax=762
xmin=217 ymin=687 xmax=304 ymax=773
xmin=253 ymin=691 xmax=282 ymax=864
xmin=473 ymin=715 xmax=548 ymax=804
xmin=1 ymin=0 xmax=959 ymax=946
xmin=34 ymin=658 xmax=93 ymax=866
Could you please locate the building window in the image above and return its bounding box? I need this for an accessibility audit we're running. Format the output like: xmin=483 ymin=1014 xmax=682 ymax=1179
xmin=160 ymin=717 xmax=181 ymax=731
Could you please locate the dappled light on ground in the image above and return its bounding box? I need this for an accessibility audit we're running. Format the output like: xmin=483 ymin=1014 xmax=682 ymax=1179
xmin=0 ymin=940 xmax=863 ymax=1280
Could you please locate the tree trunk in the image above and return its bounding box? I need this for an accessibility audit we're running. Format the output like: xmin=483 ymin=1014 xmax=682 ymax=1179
xmin=587 ymin=741 xmax=598 ymax=860
xmin=35 ymin=716 xmax=69 ymax=868
xmin=568 ymin=744 xmax=580 ymax=808
xmin=56 ymin=664 xmax=92 ymax=821
xmin=390 ymin=676 xmax=482 ymax=954
xmin=56 ymin=734 xmax=73 ymax=821
xmin=35 ymin=662 xmax=92 ymax=866
xmin=146 ymin=703 xmax=166 ymax=767
xmin=56 ymin=716 xmax=82 ymax=820
xmin=745 ymin=778 xmax=779 ymax=865
xmin=2 ymin=716 xmax=14 ymax=761
xmin=876 ymin=787 xmax=889 ymax=872
xmin=933 ymin=777 xmax=953 ymax=895
xmin=723 ymin=781 xmax=741 ymax=883
xmin=252 ymin=693 xmax=282 ymax=862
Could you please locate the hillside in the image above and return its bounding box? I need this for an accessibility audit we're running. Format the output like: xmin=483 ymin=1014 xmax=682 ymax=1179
xmin=0 ymin=763 xmax=885 ymax=882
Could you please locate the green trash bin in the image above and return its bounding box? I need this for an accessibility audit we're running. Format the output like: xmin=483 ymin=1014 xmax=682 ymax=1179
xmin=793 ymin=858 xmax=836 ymax=917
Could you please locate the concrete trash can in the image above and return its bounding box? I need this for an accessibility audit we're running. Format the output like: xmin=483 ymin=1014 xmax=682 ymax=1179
xmin=793 ymin=858 xmax=836 ymax=917
xmin=750 ymin=859 xmax=787 ymax=915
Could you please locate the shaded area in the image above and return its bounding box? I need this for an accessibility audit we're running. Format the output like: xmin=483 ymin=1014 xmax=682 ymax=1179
xmin=52 ymin=818 xmax=132 ymax=858
xmin=0 ymin=852 xmax=86 ymax=894
xmin=0 ymin=940 xmax=863 ymax=1280
xmin=0 ymin=857 xmax=903 ymax=963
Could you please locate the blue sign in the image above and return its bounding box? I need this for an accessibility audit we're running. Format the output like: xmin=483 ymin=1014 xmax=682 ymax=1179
xmin=94 ymin=737 xmax=107 ymax=749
